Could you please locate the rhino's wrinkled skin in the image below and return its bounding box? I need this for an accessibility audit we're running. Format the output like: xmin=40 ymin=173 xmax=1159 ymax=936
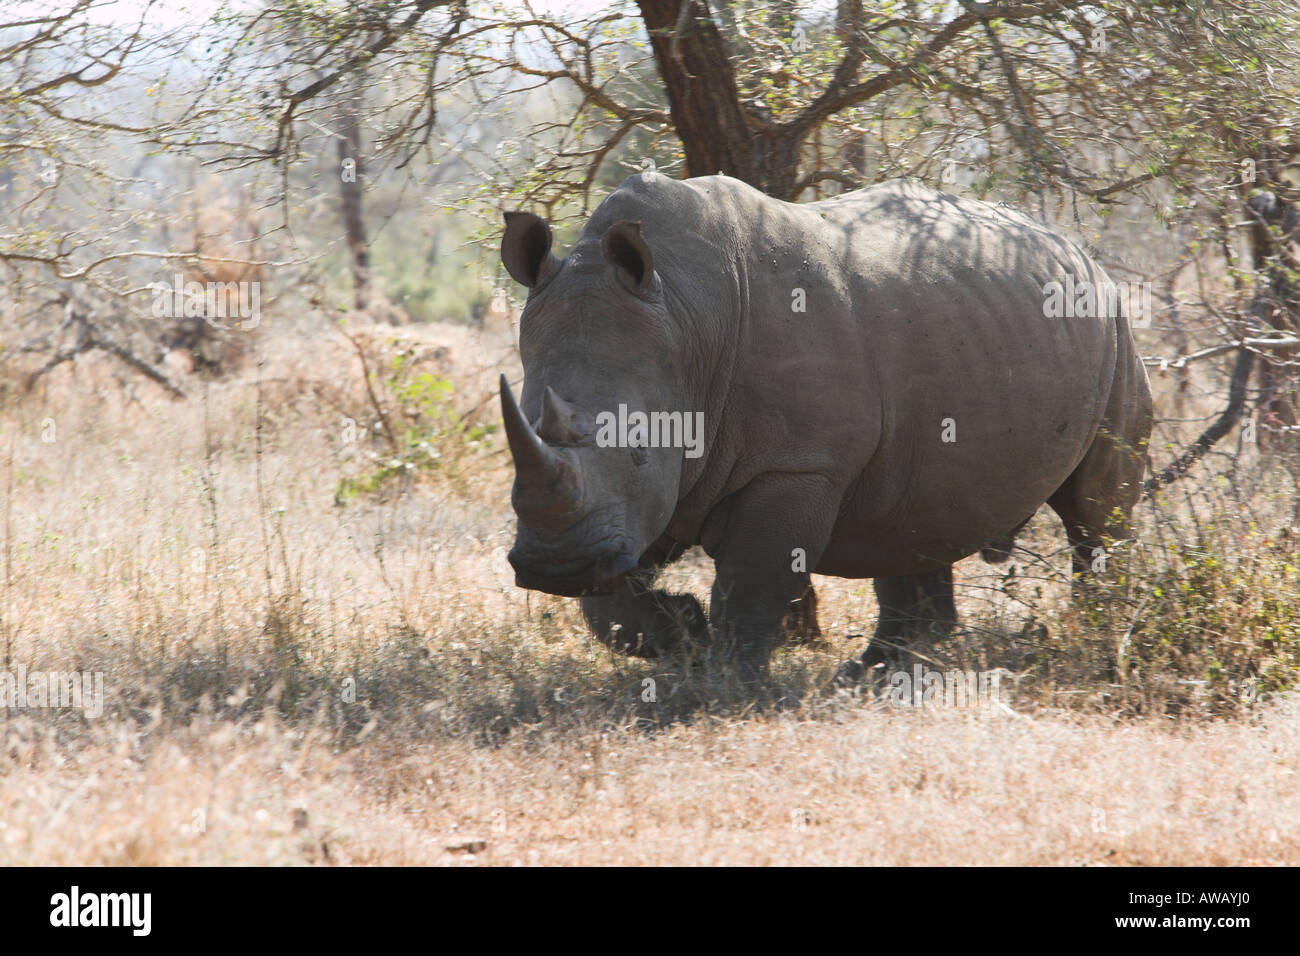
xmin=499 ymin=174 xmax=1152 ymax=682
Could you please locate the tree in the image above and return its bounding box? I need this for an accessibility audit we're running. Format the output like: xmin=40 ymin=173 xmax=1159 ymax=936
xmin=6 ymin=0 xmax=1300 ymax=495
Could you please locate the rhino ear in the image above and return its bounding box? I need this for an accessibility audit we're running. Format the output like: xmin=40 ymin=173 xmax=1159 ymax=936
xmin=502 ymin=212 xmax=558 ymax=288
xmin=601 ymin=220 xmax=657 ymax=296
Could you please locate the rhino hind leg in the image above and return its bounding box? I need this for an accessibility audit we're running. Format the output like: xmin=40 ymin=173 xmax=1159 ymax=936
xmin=580 ymin=568 xmax=709 ymax=659
xmin=1047 ymin=428 xmax=1148 ymax=582
xmin=856 ymin=565 xmax=958 ymax=669
xmin=1048 ymin=324 xmax=1153 ymax=580
xmin=1048 ymin=477 xmax=1136 ymax=582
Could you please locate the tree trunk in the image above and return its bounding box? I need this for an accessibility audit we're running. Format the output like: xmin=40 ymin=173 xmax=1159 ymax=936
xmin=637 ymin=1 xmax=755 ymax=182
xmin=337 ymin=74 xmax=370 ymax=314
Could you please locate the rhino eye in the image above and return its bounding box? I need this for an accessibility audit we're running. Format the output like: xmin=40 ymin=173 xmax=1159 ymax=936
xmin=631 ymin=446 xmax=648 ymax=467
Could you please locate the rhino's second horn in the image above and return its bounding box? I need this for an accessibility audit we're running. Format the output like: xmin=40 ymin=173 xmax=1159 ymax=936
xmin=537 ymin=387 xmax=586 ymax=445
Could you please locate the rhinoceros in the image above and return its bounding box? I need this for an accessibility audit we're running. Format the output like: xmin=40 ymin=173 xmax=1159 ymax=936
xmin=498 ymin=174 xmax=1152 ymax=683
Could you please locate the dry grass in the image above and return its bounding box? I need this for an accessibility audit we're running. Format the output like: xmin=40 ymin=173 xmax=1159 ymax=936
xmin=2 ymin=316 xmax=1298 ymax=865
xmin=5 ymin=700 xmax=1299 ymax=865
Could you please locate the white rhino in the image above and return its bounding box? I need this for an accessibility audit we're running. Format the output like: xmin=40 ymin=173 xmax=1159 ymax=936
xmin=498 ymin=175 xmax=1152 ymax=683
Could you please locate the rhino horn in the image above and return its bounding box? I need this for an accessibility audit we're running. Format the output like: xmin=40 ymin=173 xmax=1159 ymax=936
xmin=537 ymin=386 xmax=586 ymax=445
xmin=499 ymin=375 xmax=584 ymax=526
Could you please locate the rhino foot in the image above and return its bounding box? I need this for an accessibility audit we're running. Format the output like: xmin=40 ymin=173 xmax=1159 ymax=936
xmin=829 ymin=655 xmax=892 ymax=690
xmin=831 ymin=657 xmax=865 ymax=687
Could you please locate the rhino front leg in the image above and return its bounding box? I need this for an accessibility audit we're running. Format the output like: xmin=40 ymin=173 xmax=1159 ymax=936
xmin=581 ymin=567 xmax=708 ymax=658
xmin=708 ymin=475 xmax=839 ymax=685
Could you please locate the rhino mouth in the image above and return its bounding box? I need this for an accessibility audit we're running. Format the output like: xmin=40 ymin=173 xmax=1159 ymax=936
xmin=508 ymin=547 xmax=639 ymax=597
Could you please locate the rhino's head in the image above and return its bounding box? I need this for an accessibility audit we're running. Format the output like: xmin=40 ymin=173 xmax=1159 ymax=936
xmin=499 ymin=210 xmax=693 ymax=597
